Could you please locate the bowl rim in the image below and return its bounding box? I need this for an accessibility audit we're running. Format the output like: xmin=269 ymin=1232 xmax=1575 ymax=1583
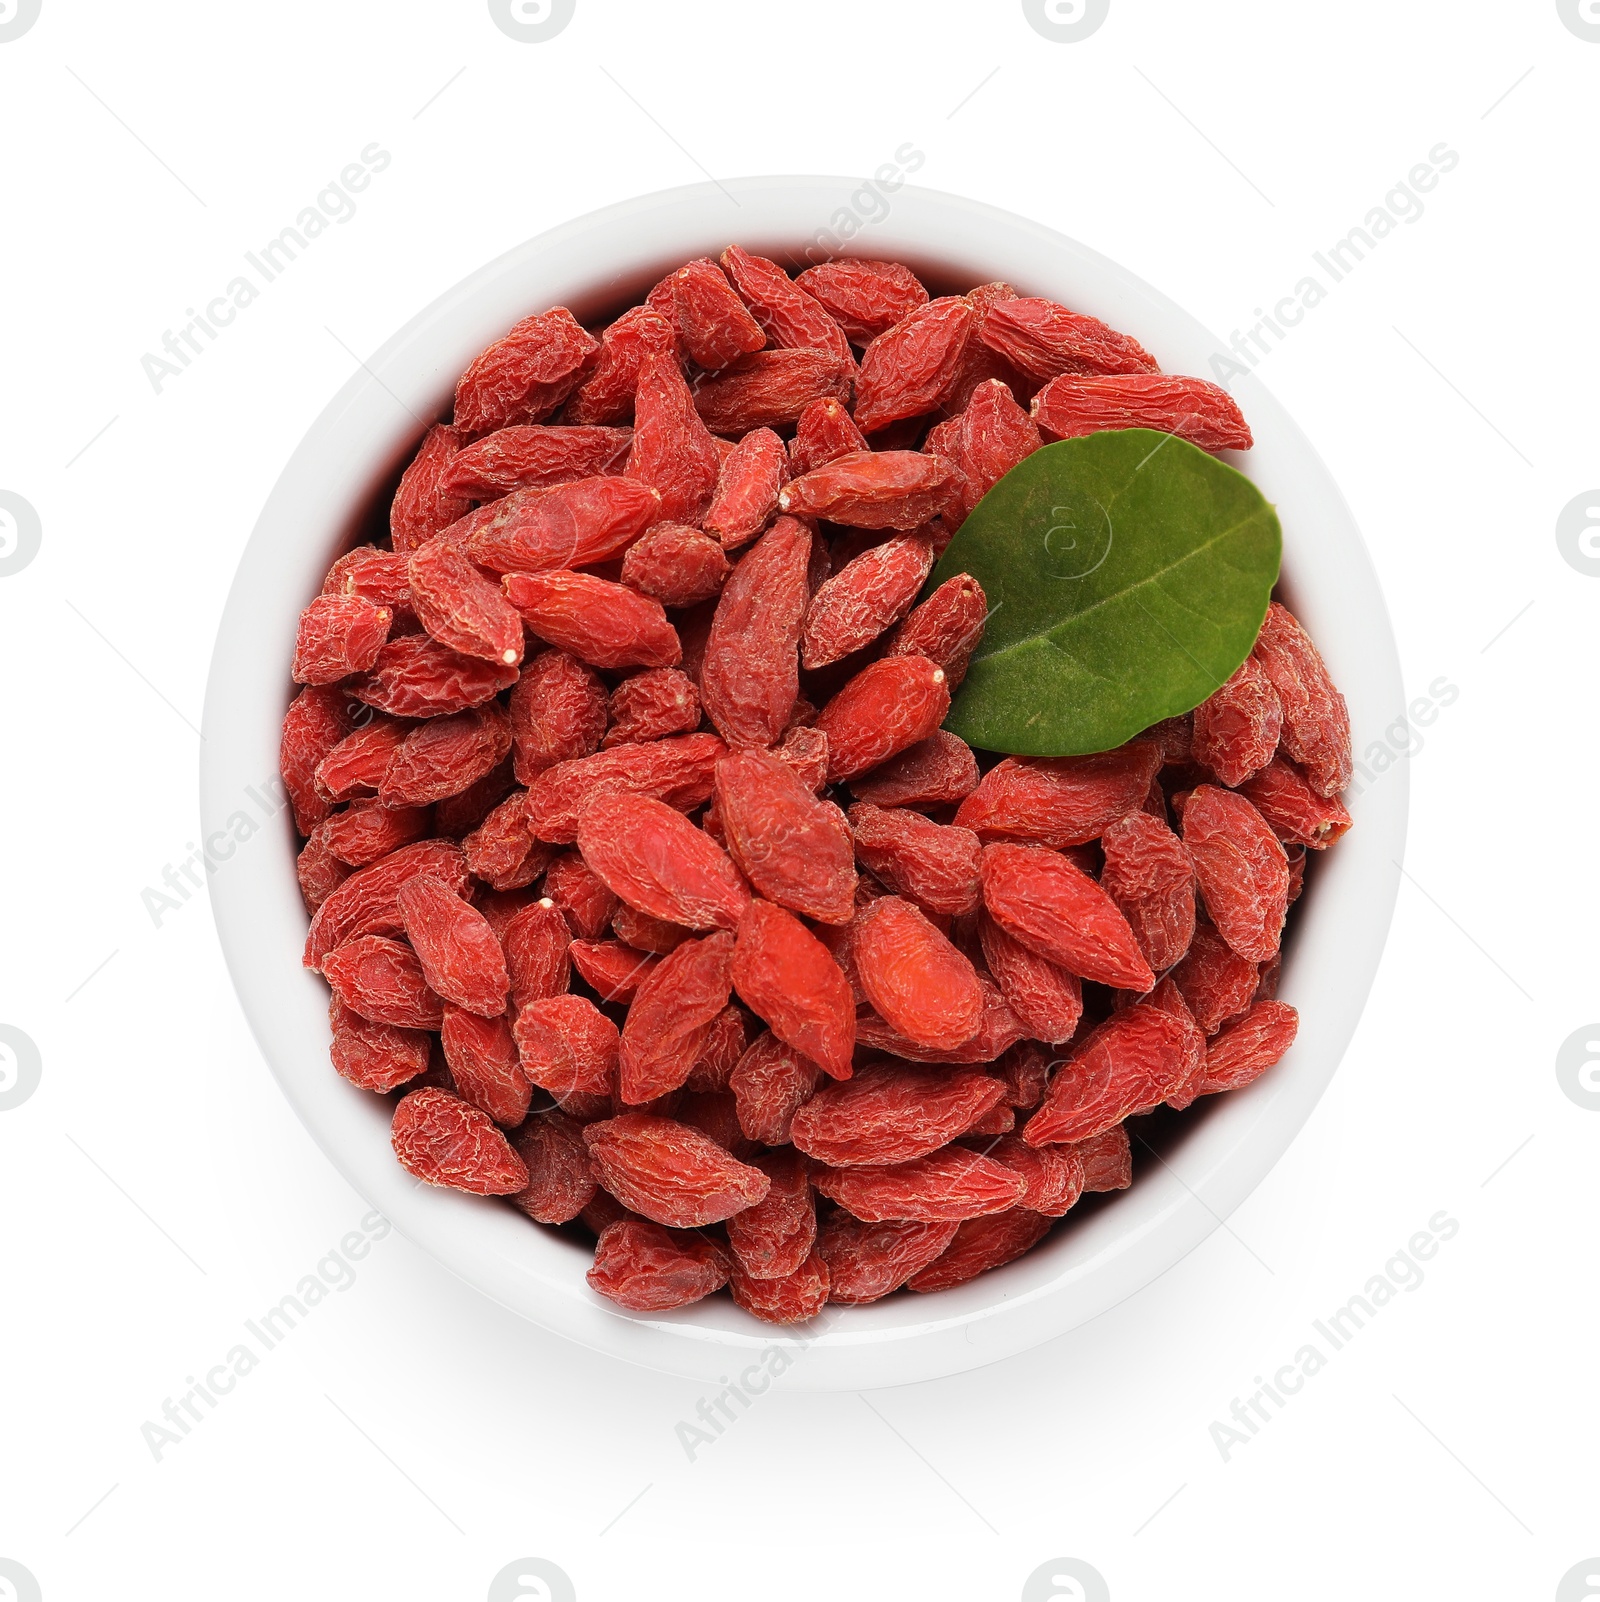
xmin=200 ymin=176 xmax=1407 ymax=1390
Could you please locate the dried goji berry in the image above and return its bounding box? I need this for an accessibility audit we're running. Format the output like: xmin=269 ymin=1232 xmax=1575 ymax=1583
xmin=568 ymin=306 xmax=676 ymax=425
xmin=507 ymin=649 xmax=607 ymax=784
xmin=801 ymin=530 xmax=934 ymax=668
xmin=813 ymin=1148 xmax=1025 ymax=1223
xmin=849 ymin=802 xmax=982 ymax=918
xmin=795 ymin=258 xmax=929 ymax=345
xmin=1239 ymin=757 xmax=1352 ymax=848
xmin=729 ymin=1251 xmax=829 ymax=1323
xmin=627 ymin=349 xmax=722 ymax=523
xmin=396 ymin=873 xmax=509 ymax=1016
xmin=815 ymin=654 xmax=951 ymax=783
xmin=597 ymin=667 xmax=699 ymax=748
xmin=323 ymin=934 xmax=445 ymax=1030
xmin=993 ymin=1040 xmax=1052 ymax=1109
xmin=981 ymin=1135 xmax=1084 ymax=1216
xmin=670 ymin=257 xmax=767 ymax=369
xmin=1075 ymin=1124 xmax=1133 ymax=1191
xmin=542 ymin=850 xmax=619 ymax=938
xmin=955 ymin=744 xmax=1162 ymax=848
xmin=586 ymin=1219 xmax=730 ymax=1310
xmin=1170 ymin=922 xmax=1258 ymax=1034
xmin=855 ymin=973 xmax=1025 ymax=1065
xmin=1032 ymin=373 xmax=1252 ymax=452
xmin=854 ymin=894 xmax=984 ymax=1050
xmin=692 ymin=349 xmax=851 ymax=436
xmin=304 ymin=839 xmax=469 ymax=967
xmin=720 ymin=246 xmax=854 ymax=368
xmin=525 ymin=733 xmax=725 ymax=842
xmin=699 ymin=516 xmax=812 ymax=750
xmin=684 ymin=1005 xmax=747 ymax=1093
xmin=352 ymin=633 xmax=519 ymax=720
xmin=1022 ymin=1002 xmax=1202 ymax=1146
xmin=569 ymin=938 xmax=658 ymax=1003
xmin=950 ymin=377 xmax=1044 ymax=502
xmin=465 ymin=475 xmax=661 ymax=574
xmin=514 ymin=993 xmax=619 ymax=1098
xmin=454 ymin=308 xmax=599 ymax=436
xmin=392 ymin=1086 xmax=529 ymax=1193
xmin=1193 ymin=1000 xmax=1298 ymax=1096
xmin=980 ymin=842 xmax=1155 ymax=990
xmin=440 ymin=1006 xmax=528 ymax=1125
xmin=882 ymin=573 xmax=989 ymax=690
xmin=1099 ymin=810 xmax=1197 ymax=973
xmin=391 ymin=424 xmax=472 ymax=554
xmin=328 ymin=998 xmax=430 ymax=1092
xmin=702 ymin=426 xmax=788 ymax=549
xmin=583 ymin=1112 xmax=770 ymax=1227
xmin=299 ymin=827 xmax=352 ymax=912
xmin=323 ymin=545 xmax=413 ymax=614
xmin=731 ymin=899 xmax=855 ymax=1079
xmin=773 ymin=723 xmax=830 ymax=793
xmin=729 ymin=1031 xmax=824 ymax=1144
xmin=463 ymin=791 xmax=553 ymax=891
xmin=504 ymin=570 xmax=680 ymax=671
xmin=497 ymin=897 xmax=570 ymax=1009
xmin=818 ymin=1214 xmax=957 ymax=1303
xmin=674 ymin=1090 xmax=754 ymax=1158
xmin=1191 ymin=656 xmax=1282 ymax=788
xmin=617 ymin=931 xmax=736 ymax=1103
xmin=508 ymin=1110 xmax=597 ymax=1224
xmin=445 ymin=424 xmax=634 ymax=500
xmin=292 ymin=594 xmax=392 ymax=685
xmin=1181 ymin=785 xmax=1289 ymax=963
xmin=1250 ymin=602 xmax=1352 ymax=797
xmin=619 ymin=523 xmax=730 ymax=607
xmin=977 ymin=911 xmax=1084 ymax=1045
xmin=315 ymin=715 xmax=408 ymax=803
xmin=979 ymin=296 xmax=1159 ymax=381
xmin=612 ymin=903 xmax=691 ymax=954
xmin=791 ymin=1063 xmax=1003 ymax=1168
xmin=714 ymin=748 xmax=857 ymax=923
xmin=282 ymin=685 xmax=358 ymax=834
xmin=786 ymin=399 xmax=866 ymax=483
xmin=379 ymin=703 xmax=512 ymax=807
xmin=848 ymin=731 xmax=978 ymax=810
xmin=781 ymin=450 xmax=965 ymax=532
xmin=906 ymin=1208 xmax=1053 ymax=1293
xmin=321 ymin=802 xmax=431 ymax=868
xmin=577 ymin=791 xmax=751 ymax=931
xmin=853 ymin=297 xmax=977 ymax=433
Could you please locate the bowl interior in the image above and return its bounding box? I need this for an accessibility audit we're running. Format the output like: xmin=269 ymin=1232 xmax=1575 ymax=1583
xmin=201 ymin=178 xmax=1406 ymax=1388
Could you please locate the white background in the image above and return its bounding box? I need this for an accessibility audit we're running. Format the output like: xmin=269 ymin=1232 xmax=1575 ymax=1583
xmin=1 ymin=2 xmax=1594 ymax=1598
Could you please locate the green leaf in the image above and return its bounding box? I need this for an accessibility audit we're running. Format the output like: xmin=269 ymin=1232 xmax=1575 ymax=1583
xmin=931 ymin=429 xmax=1281 ymax=756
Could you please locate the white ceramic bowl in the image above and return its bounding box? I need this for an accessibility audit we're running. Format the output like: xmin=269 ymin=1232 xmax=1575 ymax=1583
xmin=201 ymin=178 xmax=1406 ymax=1390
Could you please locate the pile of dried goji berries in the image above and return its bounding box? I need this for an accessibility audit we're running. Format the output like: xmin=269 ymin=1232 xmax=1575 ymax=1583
xmin=281 ymin=248 xmax=1352 ymax=1323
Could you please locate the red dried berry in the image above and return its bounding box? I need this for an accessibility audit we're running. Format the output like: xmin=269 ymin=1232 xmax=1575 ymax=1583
xmin=299 ymin=827 xmax=352 ymax=911
xmin=906 ymin=1208 xmax=1054 ymax=1293
xmin=583 ymin=1112 xmax=770 ymax=1228
xmin=587 ymin=1219 xmax=730 ymax=1311
xmin=462 ymin=792 xmax=550 ymax=891
xmin=819 ymin=1215 xmax=957 ymax=1303
xmin=612 ymin=903 xmax=690 ymax=955
xmin=323 ymin=935 xmax=445 ymax=1030
xmin=855 ymin=972 xmax=1024 ymax=1066
xmin=440 ymin=1006 xmax=529 ymax=1126
xmin=795 ymin=258 xmax=930 ymax=345
xmin=684 ymin=1005 xmax=747 ymax=1093
xmin=525 ymin=733 xmax=725 ymax=843
xmin=1023 ymin=1003 xmax=1203 ymax=1147
xmin=282 ymin=685 xmax=358 ymax=834
xmin=328 ymin=999 xmax=431 ymax=1093
xmin=508 ymin=1110 xmax=597 ymax=1224
xmin=392 ymin=1086 xmax=529 ymax=1193
xmin=304 ymin=838 xmax=469 ymax=967
xmin=977 ymin=912 xmax=1084 ymax=1045
xmin=854 ymin=894 xmax=984 ymax=1050
xmin=404 ymin=538 xmax=518 ymax=668
xmin=445 ymin=424 xmax=634 ymax=500
xmin=1239 ymin=758 xmax=1353 ymax=849
xmin=353 ymin=633 xmax=519 ymax=719
xmin=504 ymin=570 xmax=680 ymax=671
xmin=543 ymin=851 xmax=620 ymax=938
xmin=627 ymin=350 xmax=722 ymax=523
xmin=714 ymin=749 xmax=857 ymax=924
xmin=994 ymin=1041 xmax=1052 ymax=1109
xmin=702 ymin=426 xmax=788 ymax=549
xmin=1032 ymin=373 xmax=1252 ymax=452
xmin=853 ymin=297 xmax=977 ymax=433
xmin=396 ymin=873 xmax=510 ymax=1017
xmin=1075 ymin=1125 xmax=1133 ymax=1191
xmin=1250 ymin=602 xmax=1352 ymax=798
xmin=506 ymin=649 xmax=607 ymax=785
xmin=1194 ymin=1000 xmax=1298 ymax=1096
xmin=569 ymin=938 xmax=658 ymax=1003
xmin=955 ymin=744 xmax=1162 ymax=847
xmin=320 ymin=802 xmax=431 ymax=868
xmin=465 ymin=475 xmax=661 ymax=574
xmin=1170 ymin=923 xmax=1259 ymax=1035
xmin=569 ymin=307 xmax=676 ymax=425
xmin=619 ymin=524 xmax=730 ymax=607
xmin=596 ymin=668 xmax=699 ymax=748
xmin=1099 ymin=810 xmax=1197 ymax=973
xmin=292 ymin=594 xmax=391 ymax=684
xmin=454 ymin=307 xmax=598 ymax=436
xmin=731 ymin=900 xmax=855 ymax=1080
xmin=720 ymin=246 xmax=854 ymax=368
xmin=617 ymin=931 xmax=736 ymax=1104
xmin=980 ymin=842 xmax=1155 ymax=990
xmin=979 ymin=297 xmax=1159 ymax=382
xmin=883 ymin=573 xmax=989 ymax=691
xmin=699 ymin=516 xmax=812 ymax=750
xmin=501 ymin=897 xmax=572 ymax=1008
xmin=849 ymin=730 xmax=980 ymax=809
xmin=729 ymin=1031 xmax=824 ymax=1145
xmin=315 ymin=716 xmax=408 ymax=803
xmin=791 ymin=1063 xmax=1003 ymax=1168
xmin=729 ymin=1251 xmax=830 ymax=1324
xmin=801 ymin=530 xmax=934 ymax=668
xmin=577 ymin=791 xmax=750 ymax=932
xmin=815 ymin=654 xmax=951 ymax=783
xmin=670 ymin=257 xmax=767 ymax=369
xmin=514 ymin=994 xmax=620 ymax=1099
xmin=982 ymin=1135 xmax=1085 ymax=1216
xmin=692 ymin=348 xmax=851 ymax=436
xmin=724 ymin=1148 xmax=816 ymax=1278
xmin=391 ymin=424 xmax=472 ymax=554
xmin=780 ymin=450 xmax=965 ymax=531
xmin=1181 ymin=786 xmax=1289 ymax=963
xmin=813 ymin=1148 xmax=1025 ymax=1223
xmin=1191 ymin=657 xmax=1283 ymax=788
xmin=376 ymin=704 xmax=510 ymax=808
xmin=849 ymin=802 xmax=982 ymax=918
